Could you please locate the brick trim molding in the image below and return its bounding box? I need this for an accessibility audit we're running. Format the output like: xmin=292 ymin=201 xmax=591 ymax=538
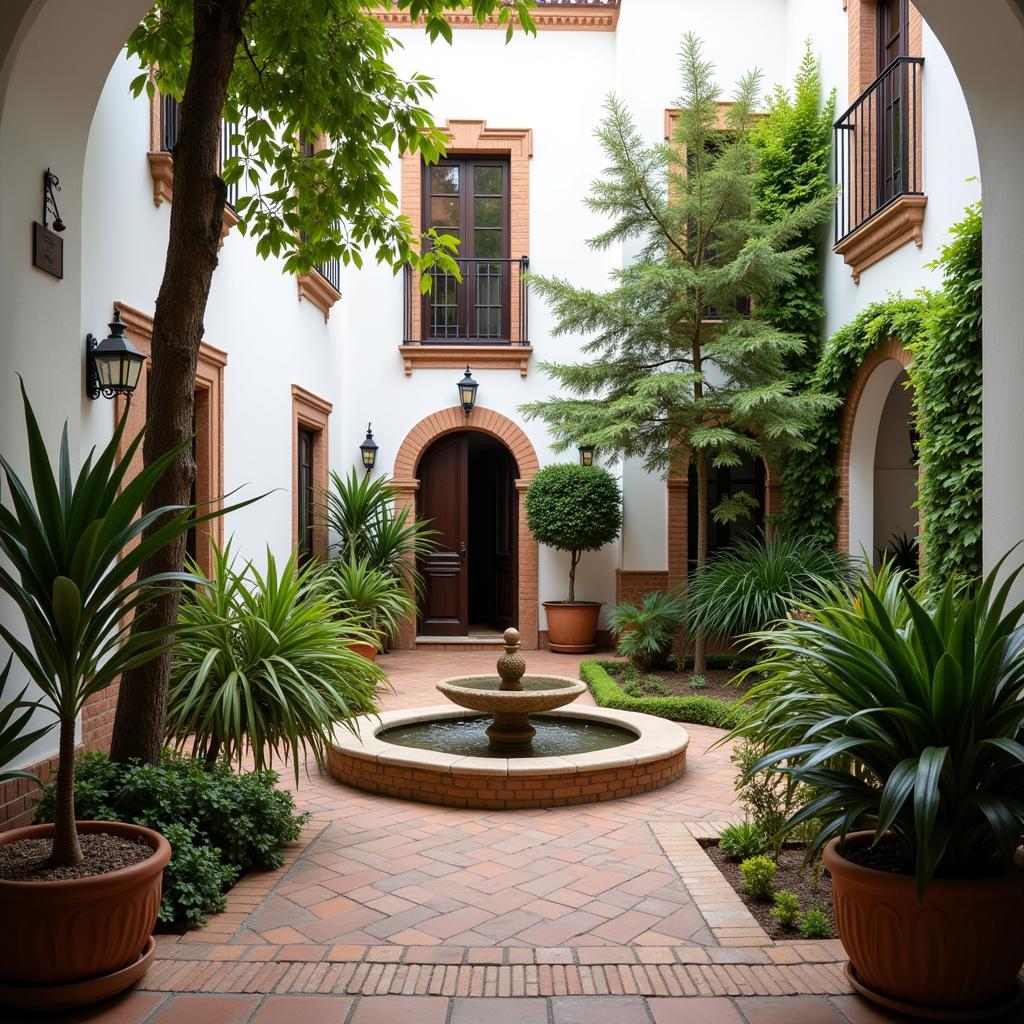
xmin=297 ymin=270 xmax=341 ymax=322
xmin=615 ymin=570 xmax=671 ymax=605
xmin=291 ymin=385 xmax=332 ymax=560
xmin=834 ymin=193 xmax=927 ymax=283
xmin=391 ymin=406 xmax=540 ymax=649
xmin=835 ymin=339 xmax=914 ymax=553
xmin=370 ymin=2 xmax=620 ymax=32
xmin=399 ymin=343 xmax=533 ymax=377
xmin=401 ymin=120 xmax=532 ymax=359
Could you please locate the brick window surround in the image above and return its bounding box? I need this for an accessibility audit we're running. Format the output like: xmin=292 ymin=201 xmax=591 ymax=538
xmin=291 ymin=385 xmax=332 ymax=560
xmin=835 ymin=338 xmax=915 ymax=554
xmin=400 ymin=120 xmax=533 ymax=376
xmin=835 ymin=0 xmax=926 ymax=282
xmin=390 ymin=405 xmax=540 ymax=649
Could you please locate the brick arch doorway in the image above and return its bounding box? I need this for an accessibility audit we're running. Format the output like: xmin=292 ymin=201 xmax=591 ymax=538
xmin=392 ymin=406 xmax=540 ymax=649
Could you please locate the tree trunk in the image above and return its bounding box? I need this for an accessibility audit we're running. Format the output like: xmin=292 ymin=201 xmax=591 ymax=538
xmin=110 ymin=0 xmax=248 ymax=765
xmin=568 ymin=550 xmax=580 ymax=603
xmin=693 ymin=449 xmax=708 ymax=675
xmin=48 ymin=714 xmax=82 ymax=867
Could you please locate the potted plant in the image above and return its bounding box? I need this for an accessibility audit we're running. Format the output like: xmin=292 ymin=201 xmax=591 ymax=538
xmin=731 ymin=562 xmax=1024 ymax=1019
xmin=317 ymin=554 xmax=417 ymax=661
xmin=525 ymin=464 xmax=622 ymax=653
xmin=0 ymin=387 xmax=226 ymax=1010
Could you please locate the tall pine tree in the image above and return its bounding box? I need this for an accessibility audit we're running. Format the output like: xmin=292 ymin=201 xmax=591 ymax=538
xmin=521 ymin=34 xmax=836 ymax=670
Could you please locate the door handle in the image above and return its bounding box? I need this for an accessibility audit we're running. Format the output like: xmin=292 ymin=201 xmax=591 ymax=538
xmin=459 ymin=541 xmax=466 ymax=560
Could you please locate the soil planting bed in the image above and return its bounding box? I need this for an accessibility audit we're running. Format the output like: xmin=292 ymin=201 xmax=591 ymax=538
xmin=702 ymin=840 xmax=836 ymax=940
xmin=603 ymin=663 xmax=753 ymax=702
xmin=0 ymin=832 xmax=152 ymax=882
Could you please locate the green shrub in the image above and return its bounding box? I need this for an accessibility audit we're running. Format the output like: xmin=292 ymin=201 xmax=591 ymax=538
xmin=642 ymin=676 xmax=669 ymax=697
xmin=719 ymin=821 xmax=766 ymax=860
xmin=36 ymin=751 xmax=307 ymax=930
xmin=740 ymin=855 xmax=777 ymax=900
xmin=798 ymin=906 xmax=832 ymax=940
xmin=730 ymin=740 xmax=791 ymax=849
xmin=770 ymin=890 xmax=801 ymax=930
xmin=685 ymin=533 xmax=855 ymax=638
xmin=609 ymin=591 xmax=685 ymax=670
xmin=623 ymin=680 xmax=644 ymax=698
xmin=580 ymin=660 xmax=736 ymax=728
xmin=169 ymin=542 xmax=384 ymax=782
xmin=317 ymin=554 xmax=416 ymax=643
xmin=688 ymin=674 xmax=707 ymax=691
xmin=524 ymin=464 xmax=622 ymax=603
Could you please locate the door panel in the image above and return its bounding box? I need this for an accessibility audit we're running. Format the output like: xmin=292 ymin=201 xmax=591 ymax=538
xmin=492 ymin=450 xmax=517 ymax=631
xmin=418 ymin=434 xmax=468 ymax=635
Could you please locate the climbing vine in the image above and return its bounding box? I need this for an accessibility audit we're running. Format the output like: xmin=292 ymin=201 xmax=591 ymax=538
xmin=909 ymin=201 xmax=982 ymax=581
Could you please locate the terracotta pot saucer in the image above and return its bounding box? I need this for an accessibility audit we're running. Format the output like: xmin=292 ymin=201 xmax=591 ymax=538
xmin=846 ymin=964 xmax=1024 ymax=1021
xmin=0 ymin=935 xmax=155 ymax=1012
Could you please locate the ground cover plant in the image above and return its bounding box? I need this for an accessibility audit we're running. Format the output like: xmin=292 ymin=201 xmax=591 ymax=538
xmin=608 ymin=590 xmax=686 ymax=670
xmin=580 ymin=659 xmax=737 ymax=728
xmin=35 ymin=751 xmax=306 ymax=930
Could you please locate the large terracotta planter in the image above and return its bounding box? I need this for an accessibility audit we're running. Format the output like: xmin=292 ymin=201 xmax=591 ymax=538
xmin=824 ymin=831 xmax=1024 ymax=1019
xmin=348 ymin=641 xmax=378 ymax=662
xmin=0 ymin=820 xmax=170 ymax=1011
xmin=543 ymin=601 xmax=601 ymax=653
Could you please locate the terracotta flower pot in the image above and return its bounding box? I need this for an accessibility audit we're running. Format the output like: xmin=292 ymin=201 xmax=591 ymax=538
xmin=0 ymin=820 xmax=171 ymax=1010
xmin=348 ymin=641 xmax=378 ymax=662
xmin=824 ymin=831 xmax=1024 ymax=1019
xmin=543 ymin=601 xmax=602 ymax=653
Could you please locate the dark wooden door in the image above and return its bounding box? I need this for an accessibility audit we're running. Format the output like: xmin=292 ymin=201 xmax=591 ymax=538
xmin=418 ymin=433 xmax=468 ymax=635
xmin=491 ymin=449 xmax=517 ymax=631
xmin=877 ymin=0 xmax=909 ymax=205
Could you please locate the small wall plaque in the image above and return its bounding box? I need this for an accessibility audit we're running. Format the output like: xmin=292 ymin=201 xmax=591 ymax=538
xmin=33 ymin=221 xmax=63 ymax=279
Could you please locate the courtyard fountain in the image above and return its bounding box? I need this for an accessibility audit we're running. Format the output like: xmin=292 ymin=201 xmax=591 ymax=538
xmin=328 ymin=627 xmax=690 ymax=809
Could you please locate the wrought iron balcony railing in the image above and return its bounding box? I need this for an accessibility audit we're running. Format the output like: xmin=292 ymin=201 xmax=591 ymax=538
xmin=403 ymin=256 xmax=529 ymax=345
xmin=834 ymin=56 xmax=924 ymax=246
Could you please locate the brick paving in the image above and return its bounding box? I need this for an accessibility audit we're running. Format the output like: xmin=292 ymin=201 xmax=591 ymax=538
xmin=47 ymin=650 xmax=994 ymax=1022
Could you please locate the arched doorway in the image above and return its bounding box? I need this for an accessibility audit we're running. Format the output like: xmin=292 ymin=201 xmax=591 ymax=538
xmin=687 ymin=454 xmax=767 ymax=568
xmin=417 ymin=431 xmax=518 ymax=637
xmin=839 ymin=343 xmax=917 ymax=562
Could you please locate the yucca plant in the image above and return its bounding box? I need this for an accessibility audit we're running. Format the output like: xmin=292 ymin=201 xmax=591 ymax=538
xmin=0 ymin=656 xmax=52 ymax=784
xmin=0 ymin=384 xmax=222 ymax=865
xmin=729 ymin=559 xmax=1024 ymax=897
xmin=167 ymin=542 xmax=385 ymax=781
xmin=316 ymin=555 xmax=416 ymax=644
xmin=323 ymin=469 xmax=437 ymax=597
xmin=609 ymin=590 xmax=685 ymax=670
xmin=685 ymin=533 xmax=856 ymax=639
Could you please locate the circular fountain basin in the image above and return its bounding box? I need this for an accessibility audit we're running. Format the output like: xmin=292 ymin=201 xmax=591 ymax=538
xmin=327 ymin=705 xmax=689 ymax=810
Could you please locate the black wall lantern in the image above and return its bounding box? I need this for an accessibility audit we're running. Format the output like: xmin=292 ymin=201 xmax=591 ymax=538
xmin=359 ymin=422 xmax=379 ymax=473
xmin=578 ymin=445 xmax=596 ymax=467
xmin=87 ymin=309 xmax=145 ymax=401
xmin=43 ymin=169 xmax=66 ymax=233
xmin=457 ymin=365 xmax=479 ymax=416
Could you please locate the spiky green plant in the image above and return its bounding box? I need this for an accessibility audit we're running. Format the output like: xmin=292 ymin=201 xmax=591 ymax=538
xmin=323 ymin=469 xmax=437 ymax=597
xmin=685 ymin=533 xmax=855 ymax=638
xmin=167 ymin=542 xmax=385 ymax=781
xmin=316 ymin=555 xmax=416 ymax=643
xmin=0 ymin=384 xmax=223 ymax=865
xmin=0 ymin=657 xmax=52 ymax=784
xmin=729 ymin=558 xmax=1024 ymax=897
xmin=609 ymin=590 xmax=685 ymax=670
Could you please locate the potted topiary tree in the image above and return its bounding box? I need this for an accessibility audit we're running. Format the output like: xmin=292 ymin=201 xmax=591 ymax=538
xmin=525 ymin=464 xmax=622 ymax=653
xmin=730 ymin=562 xmax=1024 ymax=1019
xmin=0 ymin=387 xmax=232 ymax=1011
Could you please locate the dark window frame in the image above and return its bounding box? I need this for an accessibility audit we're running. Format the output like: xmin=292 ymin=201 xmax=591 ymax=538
xmin=297 ymin=426 xmax=316 ymax=566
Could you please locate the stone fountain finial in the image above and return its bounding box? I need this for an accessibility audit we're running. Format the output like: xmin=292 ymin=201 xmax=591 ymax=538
xmin=497 ymin=627 xmax=526 ymax=691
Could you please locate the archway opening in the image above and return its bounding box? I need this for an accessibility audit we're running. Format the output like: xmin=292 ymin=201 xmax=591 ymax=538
xmin=687 ymin=454 xmax=767 ymax=569
xmin=872 ymin=369 xmax=919 ymax=569
xmin=416 ymin=430 xmax=519 ymax=638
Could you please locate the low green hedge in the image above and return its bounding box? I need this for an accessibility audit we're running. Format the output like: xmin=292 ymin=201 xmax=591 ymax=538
xmin=580 ymin=660 xmax=738 ymax=728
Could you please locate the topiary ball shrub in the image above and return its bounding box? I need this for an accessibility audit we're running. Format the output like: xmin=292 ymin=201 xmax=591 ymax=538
xmin=524 ymin=464 xmax=622 ymax=602
xmin=35 ymin=750 xmax=308 ymax=930
xmin=740 ymin=855 xmax=777 ymax=900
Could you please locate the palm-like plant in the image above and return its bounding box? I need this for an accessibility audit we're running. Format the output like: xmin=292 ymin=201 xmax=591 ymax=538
xmin=323 ymin=469 xmax=436 ymax=596
xmin=316 ymin=555 xmax=416 ymax=644
xmin=685 ymin=533 xmax=856 ymax=638
xmin=729 ymin=560 xmax=1024 ymax=897
xmin=0 ymin=385 xmax=218 ymax=865
xmin=609 ymin=590 xmax=685 ymax=670
xmin=167 ymin=542 xmax=385 ymax=781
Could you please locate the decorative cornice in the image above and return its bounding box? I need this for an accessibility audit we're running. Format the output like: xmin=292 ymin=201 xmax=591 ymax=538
xmin=833 ymin=194 xmax=927 ymax=283
xmin=291 ymin=383 xmax=334 ymax=417
xmin=147 ymin=152 xmax=174 ymax=207
xmin=371 ymin=1 xmax=619 ymax=32
xmin=297 ymin=269 xmax=342 ymax=322
xmin=399 ymin=343 xmax=533 ymax=377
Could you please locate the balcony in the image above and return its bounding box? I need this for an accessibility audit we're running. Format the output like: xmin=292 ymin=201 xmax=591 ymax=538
xmin=400 ymin=256 xmax=533 ymax=376
xmin=833 ymin=56 xmax=926 ymax=281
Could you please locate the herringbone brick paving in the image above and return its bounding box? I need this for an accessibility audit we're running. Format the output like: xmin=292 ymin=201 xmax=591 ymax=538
xmin=48 ymin=650 xmax=995 ymax=1021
